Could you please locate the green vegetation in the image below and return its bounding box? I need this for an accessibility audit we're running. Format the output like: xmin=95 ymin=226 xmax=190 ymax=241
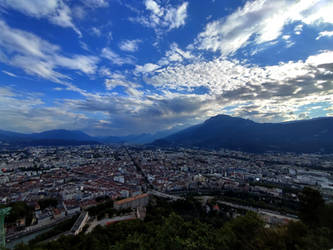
xmin=86 ymin=198 xmax=132 ymax=221
xmin=217 ymin=190 xmax=299 ymax=215
xmin=298 ymin=187 xmax=324 ymax=226
xmin=38 ymin=198 xmax=58 ymax=211
xmin=1 ymin=202 xmax=34 ymax=226
xmin=11 ymin=188 xmax=333 ymax=250
xmin=86 ymin=199 xmax=114 ymax=220
xmin=28 ymin=215 xmax=78 ymax=245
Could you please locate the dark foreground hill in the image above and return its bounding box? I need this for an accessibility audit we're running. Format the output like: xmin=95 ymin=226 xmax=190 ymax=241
xmin=10 ymin=189 xmax=333 ymax=250
xmin=153 ymin=115 xmax=333 ymax=153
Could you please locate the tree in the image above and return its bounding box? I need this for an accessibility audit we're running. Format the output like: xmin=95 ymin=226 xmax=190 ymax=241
xmin=298 ymin=187 xmax=324 ymax=226
xmin=38 ymin=198 xmax=58 ymax=210
xmin=1 ymin=201 xmax=34 ymax=226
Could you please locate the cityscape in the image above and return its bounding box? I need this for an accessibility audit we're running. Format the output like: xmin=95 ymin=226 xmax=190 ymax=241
xmin=3 ymin=145 xmax=333 ymax=205
xmin=0 ymin=0 xmax=333 ymax=249
xmin=1 ymin=144 xmax=333 ymax=248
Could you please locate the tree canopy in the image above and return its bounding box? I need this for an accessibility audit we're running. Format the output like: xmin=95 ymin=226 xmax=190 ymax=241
xmin=12 ymin=188 xmax=333 ymax=250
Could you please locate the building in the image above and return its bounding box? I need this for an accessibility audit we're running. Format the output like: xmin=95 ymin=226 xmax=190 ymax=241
xmin=114 ymin=193 xmax=149 ymax=210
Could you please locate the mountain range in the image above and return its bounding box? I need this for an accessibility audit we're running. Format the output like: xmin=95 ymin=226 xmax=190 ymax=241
xmin=0 ymin=129 xmax=99 ymax=147
xmin=1 ymin=114 xmax=333 ymax=153
xmin=0 ymin=128 xmax=176 ymax=147
xmin=152 ymin=114 xmax=333 ymax=153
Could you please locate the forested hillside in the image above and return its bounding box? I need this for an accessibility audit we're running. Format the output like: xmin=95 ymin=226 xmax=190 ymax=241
xmin=12 ymin=188 xmax=333 ymax=250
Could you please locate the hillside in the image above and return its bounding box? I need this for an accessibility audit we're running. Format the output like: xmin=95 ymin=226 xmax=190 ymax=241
xmin=11 ymin=189 xmax=333 ymax=250
xmin=0 ymin=129 xmax=99 ymax=147
xmin=153 ymin=115 xmax=333 ymax=153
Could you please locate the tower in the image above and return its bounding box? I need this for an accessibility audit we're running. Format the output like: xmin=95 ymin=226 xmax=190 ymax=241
xmin=0 ymin=207 xmax=11 ymax=249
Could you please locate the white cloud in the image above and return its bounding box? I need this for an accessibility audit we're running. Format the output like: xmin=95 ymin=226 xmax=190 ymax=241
xmin=105 ymin=78 xmax=125 ymax=90
xmin=9 ymin=55 xmax=67 ymax=82
xmin=0 ymin=87 xmax=15 ymax=97
xmin=104 ymin=73 xmax=144 ymax=98
xmin=132 ymin=1 xmax=189 ymax=34
xmin=195 ymin=0 xmax=333 ymax=56
xmin=158 ymin=43 xmax=196 ymax=66
xmin=316 ymin=31 xmax=333 ymax=40
xmin=0 ymin=20 xmax=59 ymax=57
xmin=82 ymin=0 xmax=109 ymax=8
xmin=147 ymin=56 xmax=317 ymax=93
xmin=294 ymin=24 xmax=303 ymax=35
xmin=2 ymin=70 xmax=16 ymax=77
xmin=0 ymin=20 xmax=99 ymax=82
xmin=0 ymin=87 xmax=96 ymax=133
xmin=0 ymin=0 xmax=81 ymax=36
xmin=164 ymin=1 xmax=188 ymax=30
xmin=306 ymin=51 xmax=333 ymax=65
xmin=135 ymin=63 xmax=160 ymax=74
xmin=145 ymin=0 xmax=162 ymax=16
xmin=66 ymin=91 xmax=210 ymax=135
xmin=300 ymin=0 xmax=333 ymax=25
xmin=0 ymin=0 xmax=58 ymax=17
xmin=282 ymin=35 xmax=294 ymax=48
xmin=72 ymin=5 xmax=86 ymax=20
xmin=4 ymin=50 xmax=331 ymax=135
xmin=91 ymin=27 xmax=101 ymax=37
xmin=79 ymin=41 xmax=89 ymax=51
xmin=119 ymin=39 xmax=142 ymax=52
xmin=104 ymin=73 xmax=126 ymax=90
xmin=98 ymin=66 xmax=112 ymax=77
xmin=54 ymin=55 xmax=99 ymax=74
xmin=101 ymin=48 xmax=135 ymax=65
xmin=1 ymin=0 xmax=332 ymax=135
xmin=136 ymin=50 xmax=333 ymax=124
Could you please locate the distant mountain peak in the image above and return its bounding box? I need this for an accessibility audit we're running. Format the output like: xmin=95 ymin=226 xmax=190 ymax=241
xmin=153 ymin=115 xmax=333 ymax=153
xmin=203 ymin=114 xmax=254 ymax=127
xmin=205 ymin=114 xmax=248 ymax=122
xmin=0 ymin=129 xmax=98 ymax=147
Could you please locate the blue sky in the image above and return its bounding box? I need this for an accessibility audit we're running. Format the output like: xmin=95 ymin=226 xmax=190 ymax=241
xmin=0 ymin=0 xmax=333 ymax=136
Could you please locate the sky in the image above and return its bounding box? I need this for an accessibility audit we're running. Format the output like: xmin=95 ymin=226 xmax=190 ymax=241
xmin=0 ymin=0 xmax=333 ymax=136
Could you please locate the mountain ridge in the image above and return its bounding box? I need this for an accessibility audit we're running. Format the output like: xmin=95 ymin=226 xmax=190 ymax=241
xmin=0 ymin=128 xmax=179 ymax=147
xmin=1 ymin=115 xmax=333 ymax=152
xmin=152 ymin=114 xmax=333 ymax=153
xmin=0 ymin=129 xmax=98 ymax=147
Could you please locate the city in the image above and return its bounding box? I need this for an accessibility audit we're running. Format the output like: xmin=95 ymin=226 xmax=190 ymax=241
xmin=0 ymin=0 xmax=333 ymax=248
xmin=1 ymin=144 xmax=333 ymax=247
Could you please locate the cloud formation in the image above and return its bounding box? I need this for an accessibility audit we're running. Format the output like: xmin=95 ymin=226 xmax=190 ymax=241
xmin=2 ymin=70 xmax=16 ymax=77
xmin=64 ymin=91 xmax=210 ymax=135
xmin=0 ymin=0 xmax=81 ymax=36
xmin=138 ymin=50 xmax=333 ymax=123
xmin=82 ymin=0 xmax=109 ymax=9
xmin=0 ymin=0 xmax=332 ymax=136
xmin=135 ymin=63 xmax=160 ymax=74
xmin=119 ymin=39 xmax=142 ymax=52
xmin=132 ymin=0 xmax=188 ymax=35
xmin=0 ymin=20 xmax=99 ymax=82
xmin=51 ymin=49 xmax=332 ymax=135
xmin=158 ymin=42 xmax=196 ymax=66
xmin=195 ymin=0 xmax=333 ymax=55
xmin=101 ymin=48 xmax=135 ymax=65
xmin=316 ymin=31 xmax=333 ymax=40
xmin=0 ymin=87 xmax=95 ymax=133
